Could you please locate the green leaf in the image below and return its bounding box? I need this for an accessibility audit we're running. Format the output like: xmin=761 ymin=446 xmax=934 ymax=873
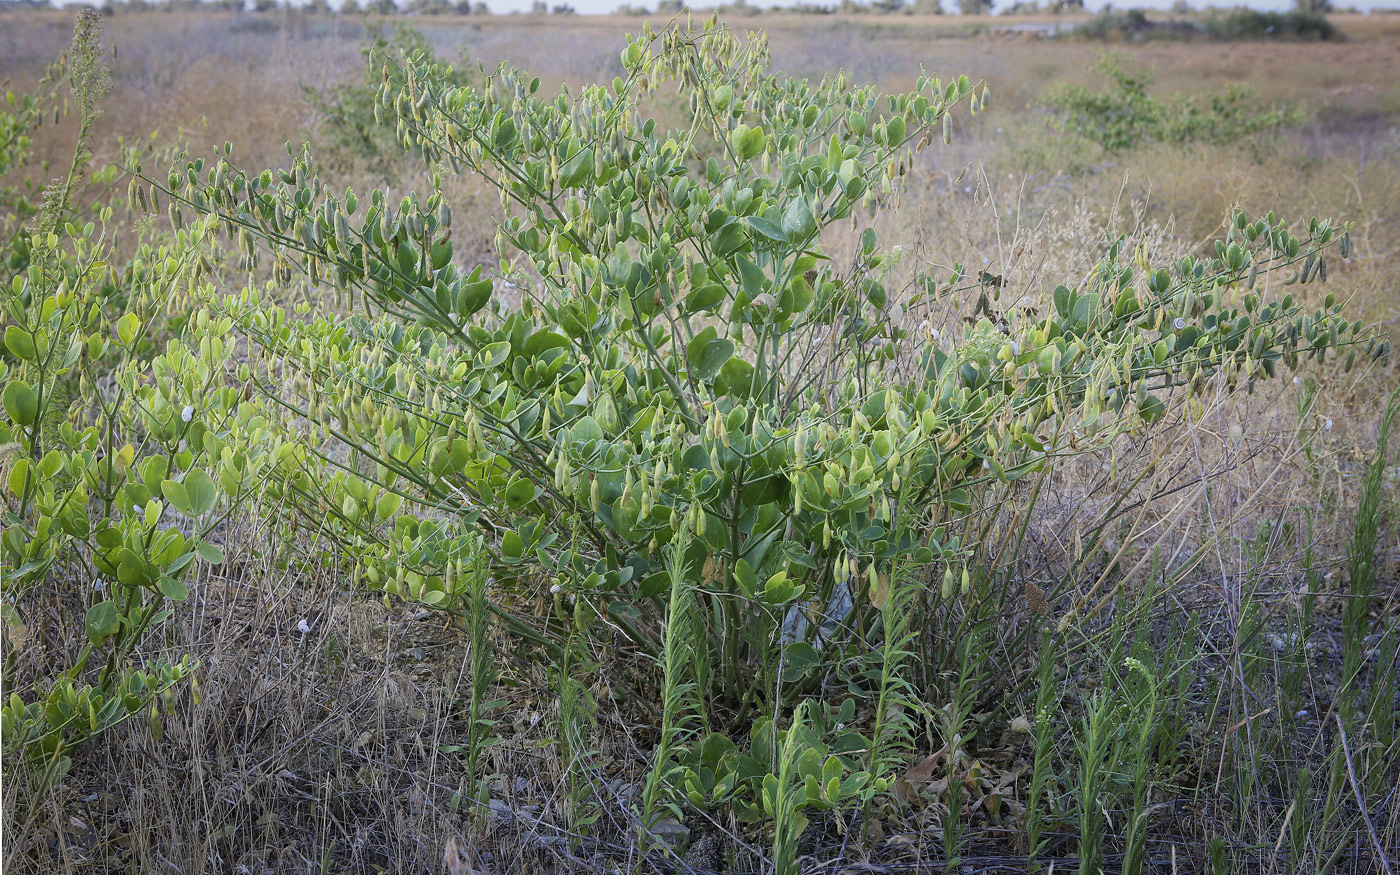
xmin=2 ymin=380 xmax=38 ymax=426
xmin=502 ymin=530 xmax=524 ymax=560
xmin=194 ymin=539 xmax=224 ymax=564
xmin=161 ymin=480 xmax=193 ymax=516
xmin=376 ymin=491 xmax=403 ymax=521
xmin=747 ymin=216 xmax=788 ymax=244
xmin=572 ymin=414 xmax=604 ymax=443
xmin=781 ymin=197 xmax=816 ymax=241
xmin=85 ymin=601 xmax=120 ymax=645
xmin=456 ymin=266 xmax=493 ymax=319
xmin=184 ymin=469 xmax=217 ymax=516
xmin=116 ymin=312 xmax=141 ymax=346
xmin=684 ymin=283 xmax=727 ymax=314
xmin=6 ymin=458 xmax=30 ymax=497
xmin=559 ymin=146 xmax=595 ymax=189
xmin=781 ymin=642 xmax=822 ymax=682
xmin=717 ymin=357 xmax=755 ymax=398
xmin=689 ymin=338 xmax=735 ymax=382
xmin=504 ymin=477 xmax=536 ymax=509
xmin=735 ymin=256 xmax=766 ymax=300
xmin=731 ymin=124 xmax=766 ymax=161
xmin=159 ymin=575 xmax=190 ymax=602
xmin=480 ymin=340 xmax=511 ymax=368
xmin=3 ymin=326 xmax=35 ymax=361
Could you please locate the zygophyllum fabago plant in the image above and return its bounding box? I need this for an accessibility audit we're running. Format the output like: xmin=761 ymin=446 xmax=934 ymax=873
xmin=1 ymin=12 xmax=245 ymax=780
xmin=133 ymin=15 xmax=1381 ymax=833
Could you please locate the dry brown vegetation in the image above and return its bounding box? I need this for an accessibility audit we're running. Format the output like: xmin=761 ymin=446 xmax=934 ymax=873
xmin=2 ymin=9 xmax=1398 ymax=875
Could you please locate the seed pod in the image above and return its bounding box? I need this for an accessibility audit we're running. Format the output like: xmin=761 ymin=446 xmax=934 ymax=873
xmin=941 ymin=566 xmax=955 ymax=599
xmin=942 ymin=113 xmax=951 ymax=145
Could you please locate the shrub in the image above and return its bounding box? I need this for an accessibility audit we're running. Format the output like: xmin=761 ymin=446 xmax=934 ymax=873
xmin=1069 ymin=6 xmax=1340 ymax=41
xmin=1201 ymin=8 xmax=1338 ymax=40
xmin=1046 ymin=53 xmax=1307 ymax=152
xmin=1 ymin=11 xmax=231 ymax=783
xmin=302 ymin=23 xmax=480 ymax=175
xmin=120 ymin=17 xmax=1383 ymax=853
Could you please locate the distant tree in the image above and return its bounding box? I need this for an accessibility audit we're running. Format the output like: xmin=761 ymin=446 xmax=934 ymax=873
xmin=615 ymin=3 xmax=650 ymax=12
xmin=909 ymin=0 xmax=943 ymax=12
xmin=410 ymin=0 xmax=453 ymax=12
xmin=655 ymin=0 xmax=685 ymax=12
xmin=365 ymin=0 xmax=397 ymax=12
xmin=1168 ymin=0 xmax=1192 ymax=12
xmin=305 ymin=0 xmax=333 ymax=13
xmin=958 ymin=0 xmax=991 ymax=12
xmin=1294 ymin=0 xmax=1332 ymax=11
xmin=551 ymin=2 xmax=575 ymax=11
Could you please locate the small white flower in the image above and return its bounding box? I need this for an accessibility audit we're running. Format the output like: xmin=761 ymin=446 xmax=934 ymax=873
xmin=93 ymin=578 xmax=104 ymax=591
xmin=297 ymin=618 xmax=311 ymax=635
xmin=1293 ymin=377 xmax=1301 ymax=385
xmin=1295 ymin=709 xmax=1309 ymax=719
xmin=549 ymin=583 xmax=562 ymax=594
xmin=1008 ymin=340 xmax=1020 ymax=356
xmin=1173 ymin=318 xmax=1187 ymax=331
xmin=1324 ymin=418 xmax=1333 ymax=431
xmin=181 ymin=405 xmax=195 ymax=423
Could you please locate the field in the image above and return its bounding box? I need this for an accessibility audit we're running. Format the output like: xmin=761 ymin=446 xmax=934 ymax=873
xmin=2 ymin=7 xmax=1399 ymax=875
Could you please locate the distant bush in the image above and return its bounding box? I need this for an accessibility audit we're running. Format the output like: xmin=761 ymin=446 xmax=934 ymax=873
xmin=303 ymin=23 xmax=479 ymax=174
xmin=1201 ymin=7 xmax=1338 ymax=40
xmin=1046 ymin=54 xmax=1307 ymax=152
xmin=1070 ymin=6 xmax=1340 ymax=41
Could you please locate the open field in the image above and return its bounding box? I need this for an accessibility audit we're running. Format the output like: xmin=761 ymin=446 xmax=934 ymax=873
xmin=2 ymin=8 xmax=1399 ymax=875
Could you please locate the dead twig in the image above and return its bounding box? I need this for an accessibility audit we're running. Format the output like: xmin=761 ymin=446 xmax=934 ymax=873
xmin=1334 ymin=714 xmax=1397 ymax=875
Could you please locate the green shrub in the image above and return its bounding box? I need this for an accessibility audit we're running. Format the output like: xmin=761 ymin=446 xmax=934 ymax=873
xmin=303 ymin=22 xmax=480 ymax=175
xmin=1 ymin=11 xmax=233 ymax=781
xmin=119 ymin=18 xmax=1384 ymax=846
xmin=1201 ymin=8 xmax=1338 ymax=41
xmin=1069 ymin=7 xmax=1339 ymax=42
xmin=1046 ymin=53 xmax=1307 ymax=152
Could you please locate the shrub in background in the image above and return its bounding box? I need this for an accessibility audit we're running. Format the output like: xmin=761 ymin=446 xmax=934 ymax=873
xmin=1046 ymin=53 xmax=1306 ymax=153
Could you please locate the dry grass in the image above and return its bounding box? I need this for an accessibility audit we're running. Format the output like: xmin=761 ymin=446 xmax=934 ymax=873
xmin=2 ymin=9 xmax=1398 ymax=874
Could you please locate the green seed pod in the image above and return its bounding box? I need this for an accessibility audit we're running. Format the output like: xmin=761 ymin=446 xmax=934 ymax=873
xmin=941 ymin=566 xmax=955 ymax=599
